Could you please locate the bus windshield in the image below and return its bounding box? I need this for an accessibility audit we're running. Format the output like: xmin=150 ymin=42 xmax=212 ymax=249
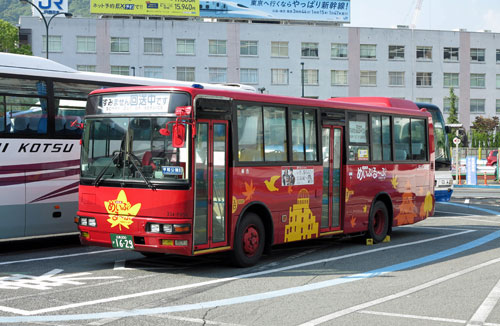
xmin=81 ymin=116 xmax=190 ymax=187
xmin=429 ymin=108 xmax=451 ymax=164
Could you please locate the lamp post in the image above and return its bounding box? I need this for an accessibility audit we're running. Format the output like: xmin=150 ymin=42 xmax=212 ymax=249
xmin=19 ymin=0 xmax=72 ymax=59
xmin=300 ymin=62 xmax=305 ymax=97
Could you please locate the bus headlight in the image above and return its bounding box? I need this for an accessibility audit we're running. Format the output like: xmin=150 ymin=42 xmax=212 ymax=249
xmin=146 ymin=223 xmax=190 ymax=234
xmin=150 ymin=223 xmax=161 ymax=233
xmin=79 ymin=217 xmax=97 ymax=227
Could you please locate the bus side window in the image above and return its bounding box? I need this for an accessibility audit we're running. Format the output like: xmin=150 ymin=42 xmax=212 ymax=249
xmin=411 ymin=118 xmax=427 ymax=160
xmin=291 ymin=109 xmax=318 ymax=162
xmin=237 ymin=104 xmax=264 ymax=162
xmin=394 ymin=117 xmax=411 ymax=161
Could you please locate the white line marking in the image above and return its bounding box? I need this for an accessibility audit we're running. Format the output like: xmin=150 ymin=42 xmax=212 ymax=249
xmin=438 ymin=216 xmax=500 ymax=225
xmin=435 ymin=210 xmax=474 ymax=216
xmin=467 ymin=277 xmax=500 ymax=326
xmin=0 ymin=230 xmax=475 ymax=316
xmin=359 ymin=310 xmax=466 ymax=324
xmin=298 ymin=257 xmax=500 ymax=326
xmin=0 ymin=249 xmax=120 ymax=266
xmin=154 ymin=314 xmax=247 ymax=326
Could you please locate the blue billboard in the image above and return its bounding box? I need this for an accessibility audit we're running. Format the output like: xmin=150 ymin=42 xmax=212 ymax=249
xmin=199 ymin=0 xmax=350 ymax=22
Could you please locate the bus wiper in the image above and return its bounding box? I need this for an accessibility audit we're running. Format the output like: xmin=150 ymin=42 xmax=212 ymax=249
xmin=128 ymin=153 xmax=156 ymax=190
xmin=93 ymin=150 xmax=122 ymax=187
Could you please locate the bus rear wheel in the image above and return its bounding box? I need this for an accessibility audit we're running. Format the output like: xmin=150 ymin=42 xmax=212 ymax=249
xmin=232 ymin=212 xmax=265 ymax=267
xmin=367 ymin=201 xmax=389 ymax=243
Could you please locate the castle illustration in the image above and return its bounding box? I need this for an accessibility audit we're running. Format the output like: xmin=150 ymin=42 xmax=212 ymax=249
xmin=284 ymin=189 xmax=319 ymax=242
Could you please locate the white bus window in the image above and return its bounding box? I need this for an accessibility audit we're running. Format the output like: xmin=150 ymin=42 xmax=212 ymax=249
xmin=54 ymin=82 xmax=101 ymax=137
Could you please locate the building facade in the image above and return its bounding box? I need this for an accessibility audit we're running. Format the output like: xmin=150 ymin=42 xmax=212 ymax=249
xmin=19 ymin=16 xmax=500 ymax=128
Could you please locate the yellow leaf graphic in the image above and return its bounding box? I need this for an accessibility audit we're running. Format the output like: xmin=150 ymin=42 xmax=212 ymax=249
xmin=391 ymin=176 xmax=399 ymax=189
xmin=242 ymin=180 xmax=255 ymax=202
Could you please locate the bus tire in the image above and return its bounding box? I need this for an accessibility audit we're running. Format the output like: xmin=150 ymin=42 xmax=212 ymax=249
xmin=231 ymin=212 xmax=265 ymax=267
xmin=367 ymin=201 xmax=389 ymax=243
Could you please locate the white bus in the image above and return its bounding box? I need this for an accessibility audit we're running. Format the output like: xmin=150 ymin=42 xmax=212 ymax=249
xmin=0 ymin=53 xmax=254 ymax=240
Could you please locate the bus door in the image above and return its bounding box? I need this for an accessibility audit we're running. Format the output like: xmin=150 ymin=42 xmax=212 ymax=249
xmin=193 ymin=120 xmax=229 ymax=252
xmin=321 ymin=125 xmax=343 ymax=233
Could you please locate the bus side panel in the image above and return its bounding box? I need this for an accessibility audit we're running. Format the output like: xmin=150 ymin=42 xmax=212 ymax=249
xmin=230 ymin=166 xmax=323 ymax=246
xmin=25 ymin=179 xmax=79 ymax=236
xmin=344 ymin=163 xmax=433 ymax=234
xmin=0 ymin=184 xmax=26 ymax=239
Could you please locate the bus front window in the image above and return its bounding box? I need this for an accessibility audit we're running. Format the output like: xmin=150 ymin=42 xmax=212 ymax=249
xmin=81 ymin=117 xmax=190 ymax=187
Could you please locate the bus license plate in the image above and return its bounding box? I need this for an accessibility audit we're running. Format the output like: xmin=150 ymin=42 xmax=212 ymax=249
xmin=110 ymin=234 xmax=134 ymax=250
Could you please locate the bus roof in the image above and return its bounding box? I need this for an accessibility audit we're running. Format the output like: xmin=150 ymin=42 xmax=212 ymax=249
xmin=0 ymin=53 xmax=256 ymax=93
xmin=329 ymin=97 xmax=420 ymax=110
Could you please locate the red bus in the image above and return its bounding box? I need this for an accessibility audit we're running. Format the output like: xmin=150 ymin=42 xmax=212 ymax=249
xmin=77 ymin=85 xmax=434 ymax=267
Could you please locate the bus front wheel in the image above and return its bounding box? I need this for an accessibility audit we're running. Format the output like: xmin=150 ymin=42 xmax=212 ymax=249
xmin=232 ymin=212 xmax=265 ymax=267
xmin=367 ymin=201 xmax=389 ymax=243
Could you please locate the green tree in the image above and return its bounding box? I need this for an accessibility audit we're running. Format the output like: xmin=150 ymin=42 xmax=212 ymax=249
xmin=471 ymin=116 xmax=499 ymax=147
xmin=0 ymin=19 xmax=31 ymax=55
xmin=446 ymin=87 xmax=459 ymax=124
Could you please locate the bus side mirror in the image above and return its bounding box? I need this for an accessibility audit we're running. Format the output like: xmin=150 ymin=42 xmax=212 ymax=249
xmin=172 ymin=123 xmax=186 ymax=148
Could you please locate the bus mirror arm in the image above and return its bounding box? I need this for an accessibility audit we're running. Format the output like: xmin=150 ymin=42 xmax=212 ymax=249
xmin=70 ymin=119 xmax=84 ymax=129
xmin=159 ymin=106 xmax=196 ymax=148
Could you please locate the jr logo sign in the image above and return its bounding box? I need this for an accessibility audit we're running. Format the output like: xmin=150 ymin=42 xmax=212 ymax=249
xmin=32 ymin=0 xmax=68 ymax=16
xmin=37 ymin=0 xmax=63 ymax=10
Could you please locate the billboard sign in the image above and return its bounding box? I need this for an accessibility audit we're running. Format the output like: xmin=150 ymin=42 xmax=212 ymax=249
xmin=90 ymin=0 xmax=351 ymax=23
xmin=31 ymin=0 xmax=69 ymax=16
xmin=90 ymin=0 xmax=199 ymax=17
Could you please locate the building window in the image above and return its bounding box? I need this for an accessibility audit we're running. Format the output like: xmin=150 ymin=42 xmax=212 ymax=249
xmin=388 ymin=45 xmax=405 ymax=60
xmin=496 ymin=100 xmax=500 ymax=114
xmin=76 ymin=36 xmax=96 ymax=53
xmin=303 ymin=69 xmax=319 ymax=85
xmin=331 ymin=43 xmax=347 ymax=59
xmin=301 ymin=42 xmax=319 ymax=57
xmin=470 ymin=48 xmax=485 ymax=62
xmin=331 ymin=70 xmax=348 ymax=85
xmin=177 ymin=67 xmax=195 ymax=81
xmin=144 ymin=38 xmax=162 ymax=54
xmin=497 ymin=74 xmax=500 ymax=88
xmin=271 ymin=41 xmax=288 ymax=57
xmin=240 ymin=40 xmax=258 ymax=56
xmin=271 ymin=69 xmax=289 ymax=85
xmin=42 ymin=35 xmax=62 ymax=53
xmin=76 ymin=65 xmax=96 ymax=72
xmin=209 ymin=40 xmax=227 ymax=55
xmin=240 ymin=68 xmax=258 ymax=84
xmin=144 ymin=66 xmax=163 ymax=79
xmin=388 ymin=71 xmax=404 ymax=86
xmin=209 ymin=67 xmax=227 ymax=83
xmin=471 ymin=73 xmax=486 ymax=88
xmin=470 ymin=99 xmax=485 ymax=113
xmin=360 ymin=71 xmax=377 ymax=86
xmin=443 ymin=47 xmax=459 ymax=61
xmin=176 ymin=39 xmax=195 ymax=55
xmin=111 ymin=66 xmax=130 ymax=75
xmin=416 ymin=98 xmax=432 ymax=103
xmin=443 ymin=97 xmax=459 ymax=113
xmin=497 ymin=49 xmax=500 ymax=63
xmin=416 ymin=72 xmax=432 ymax=86
xmin=416 ymin=46 xmax=432 ymax=61
xmin=443 ymin=73 xmax=459 ymax=88
xmin=360 ymin=44 xmax=376 ymax=59
xmin=110 ymin=37 xmax=129 ymax=53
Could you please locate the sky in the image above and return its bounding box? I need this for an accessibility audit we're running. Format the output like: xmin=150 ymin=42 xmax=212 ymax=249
xmin=348 ymin=0 xmax=500 ymax=32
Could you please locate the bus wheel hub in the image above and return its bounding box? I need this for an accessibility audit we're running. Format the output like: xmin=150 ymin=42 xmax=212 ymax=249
xmin=243 ymin=226 xmax=259 ymax=256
